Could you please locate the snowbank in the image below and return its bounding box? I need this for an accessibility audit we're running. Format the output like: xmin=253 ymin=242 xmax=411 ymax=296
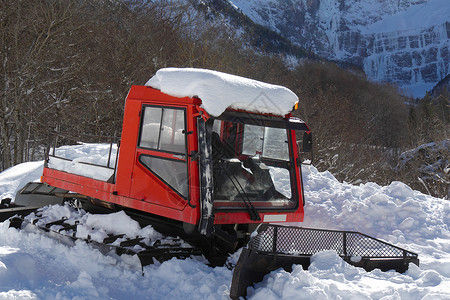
xmin=146 ymin=68 xmax=298 ymax=117
xmin=249 ymin=250 xmax=447 ymax=299
xmin=0 ymin=161 xmax=43 ymax=201
xmin=246 ymin=165 xmax=450 ymax=298
xmin=0 ymin=220 xmax=232 ymax=299
xmin=0 ymin=146 xmax=449 ymax=299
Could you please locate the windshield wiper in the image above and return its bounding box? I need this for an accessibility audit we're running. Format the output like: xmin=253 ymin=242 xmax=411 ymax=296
xmin=221 ymin=162 xmax=261 ymax=221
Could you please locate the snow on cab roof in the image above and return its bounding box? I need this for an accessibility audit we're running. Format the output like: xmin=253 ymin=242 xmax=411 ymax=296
xmin=145 ymin=68 xmax=299 ymax=117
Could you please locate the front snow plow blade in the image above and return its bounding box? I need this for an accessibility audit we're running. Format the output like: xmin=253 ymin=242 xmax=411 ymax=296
xmin=0 ymin=182 xmax=67 ymax=222
xmin=230 ymin=224 xmax=419 ymax=299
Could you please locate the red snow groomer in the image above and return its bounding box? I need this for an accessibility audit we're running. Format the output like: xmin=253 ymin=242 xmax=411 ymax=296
xmin=43 ymin=84 xmax=311 ymax=243
xmin=4 ymin=69 xmax=418 ymax=299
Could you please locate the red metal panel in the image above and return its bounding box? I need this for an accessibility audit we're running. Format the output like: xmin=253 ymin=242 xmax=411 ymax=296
xmin=214 ymin=210 xmax=304 ymax=224
xmin=129 ymin=153 xmax=188 ymax=211
xmin=42 ymin=167 xmax=199 ymax=224
xmin=43 ymin=167 xmax=115 ymax=194
xmin=289 ymin=130 xmax=305 ymax=208
xmin=186 ymin=105 xmax=200 ymax=211
xmin=127 ymin=86 xmax=201 ymax=106
xmin=115 ymin=98 xmax=141 ymax=197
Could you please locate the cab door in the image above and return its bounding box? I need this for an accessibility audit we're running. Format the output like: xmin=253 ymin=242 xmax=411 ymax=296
xmin=130 ymin=104 xmax=189 ymax=211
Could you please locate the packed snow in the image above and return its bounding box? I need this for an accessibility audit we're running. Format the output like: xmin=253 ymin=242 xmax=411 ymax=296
xmin=0 ymin=144 xmax=449 ymax=299
xmin=146 ymin=68 xmax=299 ymax=117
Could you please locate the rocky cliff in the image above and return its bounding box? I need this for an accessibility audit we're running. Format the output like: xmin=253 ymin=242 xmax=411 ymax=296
xmin=228 ymin=0 xmax=449 ymax=97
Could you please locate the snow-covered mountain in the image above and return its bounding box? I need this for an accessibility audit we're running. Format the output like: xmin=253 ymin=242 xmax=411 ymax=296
xmin=227 ymin=0 xmax=449 ymax=97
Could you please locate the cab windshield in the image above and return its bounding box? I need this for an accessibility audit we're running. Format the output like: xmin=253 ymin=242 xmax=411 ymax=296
xmin=211 ymin=118 xmax=297 ymax=210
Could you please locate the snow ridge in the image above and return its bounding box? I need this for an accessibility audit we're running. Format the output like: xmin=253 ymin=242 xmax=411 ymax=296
xmin=0 ymin=144 xmax=449 ymax=298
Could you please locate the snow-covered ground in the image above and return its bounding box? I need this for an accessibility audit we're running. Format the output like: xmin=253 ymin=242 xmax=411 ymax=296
xmin=0 ymin=151 xmax=449 ymax=299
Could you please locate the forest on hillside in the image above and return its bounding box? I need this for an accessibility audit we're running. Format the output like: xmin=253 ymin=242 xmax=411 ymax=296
xmin=1 ymin=0 xmax=448 ymax=198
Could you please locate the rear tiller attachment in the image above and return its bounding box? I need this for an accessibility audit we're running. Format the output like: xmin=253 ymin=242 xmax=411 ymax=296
xmin=230 ymin=224 xmax=419 ymax=299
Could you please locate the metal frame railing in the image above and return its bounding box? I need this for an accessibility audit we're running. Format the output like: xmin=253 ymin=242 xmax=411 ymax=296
xmin=250 ymin=224 xmax=418 ymax=261
xmin=230 ymin=224 xmax=419 ymax=299
xmin=45 ymin=130 xmax=121 ymax=182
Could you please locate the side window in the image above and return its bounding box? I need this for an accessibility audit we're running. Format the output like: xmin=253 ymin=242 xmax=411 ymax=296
xmin=139 ymin=107 xmax=162 ymax=149
xmin=139 ymin=155 xmax=188 ymax=198
xmin=159 ymin=109 xmax=185 ymax=153
xmin=139 ymin=106 xmax=186 ymax=154
xmin=263 ymin=127 xmax=289 ymax=161
xmin=242 ymin=124 xmax=264 ymax=156
xmin=242 ymin=125 xmax=290 ymax=161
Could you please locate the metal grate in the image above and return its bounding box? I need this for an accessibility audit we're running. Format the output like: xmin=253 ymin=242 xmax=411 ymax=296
xmin=250 ymin=224 xmax=418 ymax=259
xmin=231 ymin=224 xmax=419 ymax=299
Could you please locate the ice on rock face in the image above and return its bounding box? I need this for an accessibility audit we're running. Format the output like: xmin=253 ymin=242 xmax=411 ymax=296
xmin=230 ymin=0 xmax=449 ymax=97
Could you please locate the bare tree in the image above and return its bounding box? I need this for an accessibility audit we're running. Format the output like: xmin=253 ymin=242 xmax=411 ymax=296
xmin=0 ymin=0 xmax=88 ymax=168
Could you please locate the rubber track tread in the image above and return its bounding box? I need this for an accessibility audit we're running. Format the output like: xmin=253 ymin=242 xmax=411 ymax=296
xmin=8 ymin=214 xmax=206 ymax=268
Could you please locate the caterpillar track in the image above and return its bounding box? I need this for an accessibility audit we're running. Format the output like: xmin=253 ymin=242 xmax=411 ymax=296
xmin=1 ymin=182 xmax=223 ymax=269
xmin=5 ymin=204 xmax=210 ymax=270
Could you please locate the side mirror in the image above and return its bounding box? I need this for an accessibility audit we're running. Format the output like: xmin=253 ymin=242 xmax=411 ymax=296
xmin=297 ymin=132 xmax=313 ymax=165
xmin=303 ymin=132 xmax=313 ymax=153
